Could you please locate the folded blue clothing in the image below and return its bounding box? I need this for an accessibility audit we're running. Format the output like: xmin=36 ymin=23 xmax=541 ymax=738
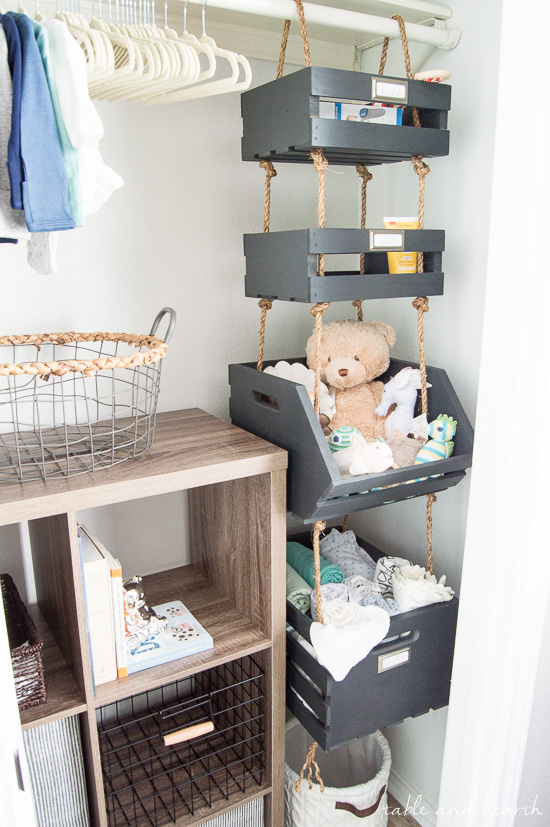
xmin=1 ymin=13 xmax=75 ymax=232
xmin=286 ymin=541 xmax=344 ymax=589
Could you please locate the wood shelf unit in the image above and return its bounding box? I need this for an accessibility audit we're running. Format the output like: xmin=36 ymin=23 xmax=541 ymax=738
xmin=0 ymin=409 xmax=287 ymax=827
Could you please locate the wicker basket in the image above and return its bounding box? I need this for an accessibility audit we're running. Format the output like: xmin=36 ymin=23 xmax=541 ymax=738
xmin=0 ymin=308 xmax=175 ymax=483
xmin=1 ymin=573 xmax=46 ymax=710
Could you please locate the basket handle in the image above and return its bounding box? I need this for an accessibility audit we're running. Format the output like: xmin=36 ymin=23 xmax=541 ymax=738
xmin=335 ymin=785 xmax=386 ymax=818
xmin=163 ymin=720 xmax=214 ymax=746
xmin=150 ymin=307 xmax=177 ymax=343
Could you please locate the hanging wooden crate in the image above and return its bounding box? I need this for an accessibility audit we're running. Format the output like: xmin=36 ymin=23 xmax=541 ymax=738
xmin=285 ymin=531 xmax=459 ymax=752
xmin=241 ymin=67 xmax=451 ymax=166
xmin=244 ymin=228 xmax=444 ymax=302
xmin=229 ymin=357 xmax=473 ymax=523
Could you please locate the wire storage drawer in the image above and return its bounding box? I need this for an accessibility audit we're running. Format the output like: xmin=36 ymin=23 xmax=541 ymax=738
xmin=286 ymin=532 xmax=459 ymax=752
xmin=97 ymin=657 xmax=265 ymax=827
xmin=229 ymin=357 xmax=474 ymax=523
xmin=244 ymin=228 xmax=445 ymax=303
xmin=241 ymin=66 xmax=451 ymax=166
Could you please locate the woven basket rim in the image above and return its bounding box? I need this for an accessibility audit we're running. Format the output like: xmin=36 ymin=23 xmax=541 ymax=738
xmin=1 ymin=573 xmax=43 ymax=655
xmin=0 ymin=331 xmax=168 ymax=378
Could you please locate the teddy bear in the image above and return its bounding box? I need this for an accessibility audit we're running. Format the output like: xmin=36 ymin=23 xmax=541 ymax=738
xmin=305 ymin=319 xmax=396 ymax=442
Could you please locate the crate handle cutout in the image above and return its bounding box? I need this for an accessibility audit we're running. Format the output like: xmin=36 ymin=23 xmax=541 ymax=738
xmin=252 ymin=390 xmax=280 ymax=411
xmin=336 ymin=784 xmax=387 ymax=818
xmin=163 ymin=720 xmax=215 ymax=746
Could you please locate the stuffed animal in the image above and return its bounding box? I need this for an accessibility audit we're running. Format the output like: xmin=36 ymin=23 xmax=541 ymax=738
xmin=415 ymin=414 xmax=457 ymax=464
xmin=375 ymin=367 xmax=431 ymax=438
xmin=264 ymin=360 xmax=335 ymax=421
xmin=306 ymin=319 xmax=396 ymax=442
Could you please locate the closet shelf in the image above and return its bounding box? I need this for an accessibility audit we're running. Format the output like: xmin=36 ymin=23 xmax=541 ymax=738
xmin=286 ymin=531 xmax=459 ymax=752
xmin=93 ymin=563 xmax=272 ymax=708
xmin=241 ymin=67 xmax=450 ymax=166
xmin=229 ymin=357 xmax=473 ymax=523
xmin=19 ymin=605 xmax=87 ymax=731
xmin=244 ymin=228 xmax=444 ymax=302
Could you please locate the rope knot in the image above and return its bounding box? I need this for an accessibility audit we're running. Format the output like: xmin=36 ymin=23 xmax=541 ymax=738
xmin=411 ymin=156 xmax=431 ymax=177
xmin=310 ymin=150 xmax=329 ymax=172
xmin=258 ymin=299 xmax=273 ymax=312
xmin=427 ymin=493 xmax=437 ymax=506
xmin=413 ymin=296 xmax=430 ymax=314
xmin=356 ymin=163 xmax=373 ymax=183
xmin=310 ymin=302 xmax=329 ymax=319
xmin=259 ymin=159 xmax=277 ymax=179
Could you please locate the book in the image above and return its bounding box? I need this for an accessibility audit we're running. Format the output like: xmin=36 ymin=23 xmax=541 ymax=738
xmin=78 ymin=528 xmax=117 ymax=686
xmin=77 ymin=533 xmax=95 ymax=694
xmin=79 ymin=525 xmax=128 ymax=679
xmin=125 ymin=600 xmax=213 ymax=675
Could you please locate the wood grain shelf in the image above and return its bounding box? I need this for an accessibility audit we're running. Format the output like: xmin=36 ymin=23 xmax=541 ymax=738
xmin=19 ymin=605 xmax=87 ymax=731
xmin=93 ymin=564 xmax=272 ymax=707
xmin=0 ymin=409 xmax=287 ymax=827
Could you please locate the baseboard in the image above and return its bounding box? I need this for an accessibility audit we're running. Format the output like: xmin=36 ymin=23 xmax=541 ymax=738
xmin=388 ymin=768 xmax=437 ymax=827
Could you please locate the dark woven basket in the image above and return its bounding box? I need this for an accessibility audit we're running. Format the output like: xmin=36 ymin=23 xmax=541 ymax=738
xmin=1 ymin=573 xmax=46 ymax=710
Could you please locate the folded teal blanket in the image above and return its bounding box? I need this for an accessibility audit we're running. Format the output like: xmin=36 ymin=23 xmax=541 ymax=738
xmin=286 ymin=541 xmax=344 ymax=589
xmin=286 ymin=564 xmax=311 ymax=614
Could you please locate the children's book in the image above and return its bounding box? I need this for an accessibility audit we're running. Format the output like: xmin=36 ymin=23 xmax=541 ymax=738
xmin=125 ymin=600 xmax=214 ymax=675
xmin=79 ymin=528 xmax=117 ymax=686
xmin=80 ymin=525 xmax=128 ymax=679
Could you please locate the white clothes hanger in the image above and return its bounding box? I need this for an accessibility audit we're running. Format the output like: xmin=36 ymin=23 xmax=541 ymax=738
xmin=163 ymin=0 xmax=215 ymax=83
xmin=148 ymin=0 xmax=251 ymax=104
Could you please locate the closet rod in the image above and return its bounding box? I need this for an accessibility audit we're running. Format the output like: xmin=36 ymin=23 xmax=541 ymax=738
xmin=181 ymin=0 xmax=461 ymax=50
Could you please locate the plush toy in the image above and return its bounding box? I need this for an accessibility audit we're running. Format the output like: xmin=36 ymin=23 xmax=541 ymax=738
xmin=348 ymin=440 xmax=395 ymax=476
xmin=415 ymin=414 xmax=457 ymax=464
xmin=306 ymin=319 xmax=396 ymax=442
xmin=375 ymin=367 xmax=431 ymax=438
xmin=264 ymin=360 xmax=335 ymax=421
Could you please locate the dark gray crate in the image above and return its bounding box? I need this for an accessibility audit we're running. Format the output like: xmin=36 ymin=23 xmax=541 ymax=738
xmin=229 ymin=357 xmax=473 ymax=523
xmin=241 ymin=67 xmax=451 ymax=166
xmin=244 ymin=228 xmax=444 ymax=302
xmin=286 ymin=531 xmax=459 ymax=752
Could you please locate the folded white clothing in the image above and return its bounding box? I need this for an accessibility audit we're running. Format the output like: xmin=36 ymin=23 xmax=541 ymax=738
xmin=374 ymin=555 xmax=412 ymax=598
xmin=343 ymin=574 xmax=381 ymax=598
xmin=343 ymin=575 xmax=401 ymax=614
xmin=320 ymin=529 xmax=377 ymax=580
xmin=392 ymin=564 xmax=454 ymax=612
xmin=27 ymin=232 xmax=59 ymax=275
xmin=310 ymin=603 xmax=391 ymax=682
xmin=310 ymin=582 xmax=360 ymax=622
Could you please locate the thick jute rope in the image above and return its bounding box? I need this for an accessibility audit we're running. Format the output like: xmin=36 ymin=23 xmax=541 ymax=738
xmin=412 ymin=156 xmax=430 ymax=272
xmin=294 ymin=739 xmax=325 ymax=793
xmin=353 ymin=163 xmax=373 ymax=320
xmin=277 ymin=0 xmax=312 ymax=78
xmin=379 ymin=15 xmax=420 ymax=127
xmin=311 ymin=150 xmax=329 ymax=276
xmin=412 ymin=296 xmax=429 ymax=415
xmin=259 ymin=159 xmax=277 ymax=233
xmin=295 ymin=517 xmax=327 ymax=793
xmin=342 ymin=514 xmax=350 ymax=533
xmin=256 ymin=299 xmax=273 ymax=372
xmin=311 ymin=302 xmax=329 ymax=416
xmin=0 ymin=332 xmax=167 ymax=378
xmin=426 ymin=493 xmax=437 ymax=575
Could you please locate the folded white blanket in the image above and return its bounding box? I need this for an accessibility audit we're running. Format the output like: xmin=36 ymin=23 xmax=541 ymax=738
xmin=374 ymin=555 xmax=412 ymax=597
xmin=392 ymin=565 xmax=454 ymax=611
xmin=310 ymin=602 xmax=391 ymax=682
xmin=320 ymin=529 xmax=377 ymax=580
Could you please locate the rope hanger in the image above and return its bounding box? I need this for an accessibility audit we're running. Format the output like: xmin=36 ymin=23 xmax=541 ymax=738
xmin=254 ymin=2 xmax=440 ymax=789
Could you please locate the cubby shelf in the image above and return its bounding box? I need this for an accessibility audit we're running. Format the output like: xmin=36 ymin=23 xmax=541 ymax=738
xmin=241 ymin=66 xmax=451 ymax=166
xmin=93 ymin=564 xmax=272 ymax=708
xmin=0 ymin=410 xmax=287 ymax=827
xmin=244 ymin=228 xmax=445 ymax=302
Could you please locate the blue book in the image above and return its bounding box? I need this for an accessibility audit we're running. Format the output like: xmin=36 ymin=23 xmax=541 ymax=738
xmin=125 ymin=600 xmax=213 ymax=675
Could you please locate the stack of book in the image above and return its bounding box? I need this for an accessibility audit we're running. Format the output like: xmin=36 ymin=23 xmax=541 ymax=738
xmin=78 ymin=526 xmax=213 ymax=687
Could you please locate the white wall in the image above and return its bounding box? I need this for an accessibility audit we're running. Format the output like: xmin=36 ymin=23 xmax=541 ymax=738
xmin=351 ymin=0 xmax=503 ymax=815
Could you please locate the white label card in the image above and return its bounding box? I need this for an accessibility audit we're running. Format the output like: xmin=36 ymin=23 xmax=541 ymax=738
xmin=378 ymin=646 xmax=411 ymax=673
xmin=372 ymin=79 xmax=408 ymax=101
xmin=371 ymin=231 xmax=403 ymax=249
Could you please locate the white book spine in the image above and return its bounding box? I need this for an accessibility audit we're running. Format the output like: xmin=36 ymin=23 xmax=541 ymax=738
xmin=109 ymin=567 xmax=127 ymax=678
xmin=82 ymin=548 xmax=117 ymax=686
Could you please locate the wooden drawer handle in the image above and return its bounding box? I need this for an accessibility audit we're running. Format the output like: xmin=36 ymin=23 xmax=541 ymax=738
xmin=163 ymin=721 xmax=215 ymax=746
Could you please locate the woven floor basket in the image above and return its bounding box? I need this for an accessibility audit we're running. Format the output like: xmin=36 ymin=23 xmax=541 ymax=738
xmin=1 ymin=573 xmax=46 ymax=710
xmin=0 ymin=309 xmax=175 ymax=482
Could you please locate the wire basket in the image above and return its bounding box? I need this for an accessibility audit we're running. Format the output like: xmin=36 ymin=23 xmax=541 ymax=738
xmin=0 ymin=308 xmax=176 ymax=483
xmin=97 ymin=656 xmax=265 ymax=827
